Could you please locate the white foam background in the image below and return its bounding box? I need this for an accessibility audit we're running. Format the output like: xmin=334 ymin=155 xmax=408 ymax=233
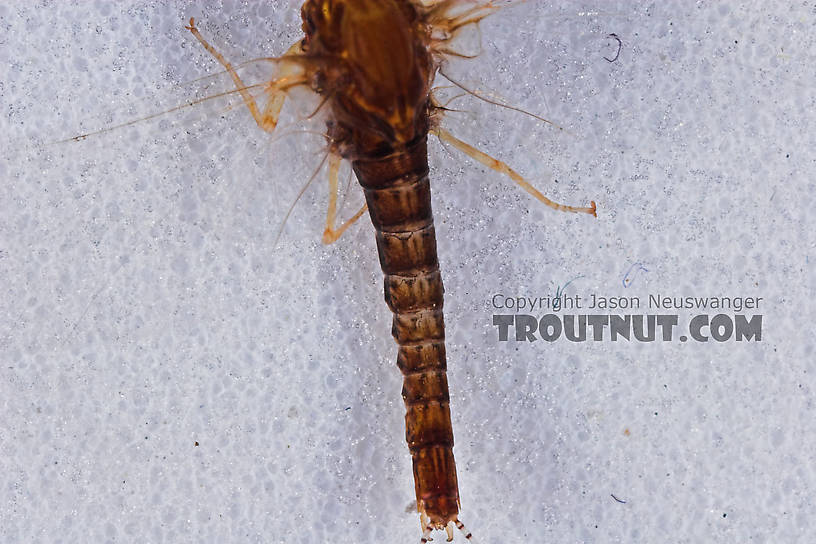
xmin=1 ymin=1 xmax=813 ymax=542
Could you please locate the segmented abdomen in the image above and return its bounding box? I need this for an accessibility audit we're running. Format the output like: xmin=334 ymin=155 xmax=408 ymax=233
xmin=352 ymin=136 xmax=460 ymax=526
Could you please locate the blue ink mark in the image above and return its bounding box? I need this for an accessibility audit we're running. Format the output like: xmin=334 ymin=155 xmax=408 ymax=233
xmin=622 ymin=262 xmax=649 ymax=288
xmin=554 ymin=275 xmax=584 ymax=310
xmin=556 ymin=275 xmax=584 ymax=298
xmin=611 ymin=493 xmax=627 ymax=504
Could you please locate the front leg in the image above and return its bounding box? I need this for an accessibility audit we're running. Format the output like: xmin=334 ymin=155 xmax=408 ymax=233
xmin=185 ymin=18 xmax=304 ymax=134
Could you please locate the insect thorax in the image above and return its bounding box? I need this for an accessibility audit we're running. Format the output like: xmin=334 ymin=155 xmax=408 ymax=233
xmin=300 ymin=0 xmax=435 ymax=156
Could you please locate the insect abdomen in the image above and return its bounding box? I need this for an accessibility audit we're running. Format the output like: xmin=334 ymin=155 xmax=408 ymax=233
xmin=352 ymin=136 xmax=460 ymax=527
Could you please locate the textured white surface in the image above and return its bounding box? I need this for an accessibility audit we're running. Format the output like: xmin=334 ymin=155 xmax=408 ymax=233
xmin=1 ymin=1 xmax=814 ymax=542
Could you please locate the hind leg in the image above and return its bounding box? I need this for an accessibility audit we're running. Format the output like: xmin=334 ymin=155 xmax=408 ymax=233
xmin=432 ymin=127 xmax=596 ymax=217
xmin=453 ymin=518 xmax=474 ymax=541
xmin=420 ymin=512 xmax=434 ymax=543
xmin=322 ymin=154 xmax=367 ymax=244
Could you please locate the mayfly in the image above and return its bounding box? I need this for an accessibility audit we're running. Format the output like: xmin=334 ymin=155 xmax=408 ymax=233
xmin=183 ymin=1 xmax=595 ymax=541
xmin=79 ymin=1 xmax=596 ymax=541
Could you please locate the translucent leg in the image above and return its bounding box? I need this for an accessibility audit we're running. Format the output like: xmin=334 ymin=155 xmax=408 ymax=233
xmin=420 ymin=512 xmax=434 ymax=543
xmin=322 ymin=154 xmax=368 ymax=244
xmin=432 ymin=127 xmax=597 ymax=217
xmin=454 ymin=518 xmax=474 ymax=541
xmin=185 ymin=17 xmax=303 ymax=133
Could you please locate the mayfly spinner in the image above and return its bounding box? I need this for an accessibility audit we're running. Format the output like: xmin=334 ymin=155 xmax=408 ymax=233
xmin=180 ymin=1 xmax=596 ymax=541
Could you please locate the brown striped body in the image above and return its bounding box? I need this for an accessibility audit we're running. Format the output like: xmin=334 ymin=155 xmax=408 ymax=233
xmin=353 ymin=137 xmax=459 ymax=526
xmin=298 ymin=0 xmax=477 ymax=534
xmin=180 ymin=0 xmax=584 ymax=539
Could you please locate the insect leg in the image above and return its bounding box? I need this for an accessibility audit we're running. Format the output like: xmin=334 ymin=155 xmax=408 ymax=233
xmin=446 ymin=522 xmax=455 ymax=541
xmin=432 ymin=127 xmax=597 ymax=217
xmin=322 ymin=154 xmax=368 ymax=244
xmin=420 ymin=512 xmax=433 ymax=543
xmin=453 ymin=518 xmax=474 ymax=541
xmin=185 ymin=18 xmax=302 ymax=134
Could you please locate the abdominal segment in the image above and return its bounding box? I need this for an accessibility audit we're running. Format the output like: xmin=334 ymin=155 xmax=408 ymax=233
xmin=352 ymin=136 xmax=460 ymax=527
